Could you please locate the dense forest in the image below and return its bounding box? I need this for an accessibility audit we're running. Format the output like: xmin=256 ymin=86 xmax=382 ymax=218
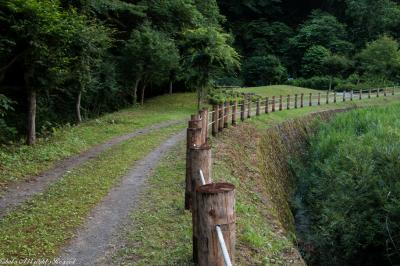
xmin=1 ymin=0 xmax=400 ymax=144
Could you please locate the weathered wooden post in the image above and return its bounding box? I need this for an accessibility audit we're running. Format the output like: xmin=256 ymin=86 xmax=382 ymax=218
xmin=294 ymin=94 xmax=298 ymax=109
xmin=393 ymin=87 xmax=395 ymax=96
xmin=265 ymin=97 xmax=269 ymax=114
xmin=247 ymin=99 xmax=251 ymax=118
xmin=287 ymin=95 xmax=290 ymax=110
xmin=272 ymin=96 xmax=276 ymax=112
xmin=343 ymin=91 xmax=346 ymax=102
xmin=377 ymin=88 xmax=380 ymax=97
xmin=224 ymin=102 xmax=230 ymax=128
xmin=196 ymin=183 xmax=236 ymax=266
xmin=359 ymin=89 xmax=362 ymax=100
xmin=256 ymin=99 xmax=260 ymax=116
xmin=369 ymin=88 xmax=371 ymax=99
xmin=326 ymin=91 xmax=329 ymax=104
xmin=317 ymin=93 xmax=321 ymax=106
xmin=279 ymin=95 xmax=283 ymax=111
xmin=301 ymin=93 xmax=304 ymax=108
xmin=350 ymin=90 xmax=353 ymax=101
xmin=190 ymin=145 xmax=212 ymax=263
xmin=232 ymin=100 xmax=237 ymax=126
xmin=199 ymin=108 xmax=209 ymax=143
xmin=185 ymin=115 xmax=203 ymax=210
xmin=309 ymin=93 xmax=312 ymax=106
xmin=240 ymin=100 xmax=245 ymax=121
xmin=212 ymin=105 xmax=219 ymax=136
xmin=334 ymin=91 xmax=337 ymax=103
xmin=218 ymin=104 xmax=224 ymax=132
xmin=384 ymin=88 xmax=387 ymax=97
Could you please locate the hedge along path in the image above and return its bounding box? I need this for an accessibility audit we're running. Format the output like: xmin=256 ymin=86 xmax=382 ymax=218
xmin=0 ymin=119 xmax=183 ymax=219
xmin=59 ymin=131 xmax=185 ymax=265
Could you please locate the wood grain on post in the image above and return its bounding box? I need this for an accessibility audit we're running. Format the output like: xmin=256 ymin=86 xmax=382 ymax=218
xmin=232 ymin=100 xmax=237 ymax=126
xmin=190 ymin=145 xmax=212 ymax=263
xmin=343 ymin=91 xmax=346 ymax=102
xmin=294 ymin=94 xmax=298 ymax=109
xmin=287 ymin=95 xmax=290 ymax=110
xmin=279 ymin=95 xmax=283 ymax=111
xmin=300 ymin=93 xmax=304 ymax=108
xmin=350 ymin=90 xmax=353 ymax=101
xmin=224 ymin=102 xmax=230 ymax=128
xmin=334 ymin=91 xmax=337 ymax=103
xmin=309 ymin=93 xmax=312 ymax=106
xmin=326 ymin=91 xmax=329 ymax=104
xmin=377 ymin=88 xmax=380 ymax=97
xmin=359 ymin=90 xmax=362 ymax=100
xmin=318 ymin=93 xmax=321 ymax=106
xmin=240 ymin=100 xmax=245 ymax=121
xmin=212 ymin=105 xmax=219 ymax=136
xmin=256 ymin=99 xmax=260 ymax=116
xmin=384 ymin=88 xmax=387 ymax=97
xmin=265 ymin=97 xmax=269 ymax=113
xmin=199 ymin=108 xmax=208 ymax=144
xmin=196 ymin=183 xmax=235 ymax=266
xmin=218 ymin=104 xmax=224 ymax=132
xmin=272 ymin=96 xmax=276 ymax=112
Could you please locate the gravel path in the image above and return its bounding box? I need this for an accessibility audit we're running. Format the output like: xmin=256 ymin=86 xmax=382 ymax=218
xmin=59 ymin=131 xmax=185 ymax=265
xmin=0 ymin=120 xmax=183 ymax=219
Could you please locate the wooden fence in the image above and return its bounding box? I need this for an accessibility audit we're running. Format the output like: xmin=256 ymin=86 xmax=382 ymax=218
xmin=185 ymin=86 xmax=399 ymax=265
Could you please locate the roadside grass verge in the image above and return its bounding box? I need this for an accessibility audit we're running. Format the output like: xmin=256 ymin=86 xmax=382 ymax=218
xmin=113 ymin=95 xmax=400 ymax=265
xmin=0 ymin=123 xmax=185 ymax=260
xmin=0 ymin=93 xmax=196 ymax=188
xmin=233 ymin=85 xmax=320 ymax=97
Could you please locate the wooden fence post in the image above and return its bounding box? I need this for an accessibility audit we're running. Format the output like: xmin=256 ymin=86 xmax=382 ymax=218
xmin=265 ymin=97 xmax=269 ymax=114
xmin=309 ymin=93 xmax=312 ymax=106
xmin=369 ymin=89 xmax=371 ymax=99
xmin=196 ymin=183 xmax=235 ymax=266
xmin=240 ymin=100 xmax=245 ymax=121
xmin=359 ymin=90 xmax=362 ymax=100
xmin=326 ymin=91 xmax=329 ymax=104
xmin=190 ymin=145 xmax=212 ymax=263
xmin=287 ymin=95 xmax=290 ymax=110
xmin=212 ymin=105 xmax=218 ymax=136
xmin=343 ymin=91 xmax=346 ymax=102
xmin=384 ymin=88 xmax=387 ymax=97
xmin=232 ymin=100 xmax=237 ymax=126
xmin=334 ymin=91 xmax=337 ymax=103
xmin=318 ymin=93 xmax=321 ymax=106
xmin=350 ymin=90 xmax=353 ymax=101
xmin=218 ymin=104 xmax=224 ymax=132
xmin=185 ymin=116 xmax=203 ymax=210
xmin=272 ymin=96 xmax=276 ymax=112
xmin=247 ymin=100 xmax=251 ymax=118
xmin=199 ymin=108 xmax=208 ymax=144
xmin=377 ymin=88 xmax=380 ymax=97
xmin=224 ymin=102 xmax=230 ymax=128
xmin=256 ymin=99 xmax=260 ymax=116
xmin=301 ymin=93 xmax=304 ymax=108
xmin=279 ymin=95 xmax=283 ymax=111
xmin=295 ymin=94 xmax=298 ymax=109
xmin=393 ymin=87 xmax=395 ymax=96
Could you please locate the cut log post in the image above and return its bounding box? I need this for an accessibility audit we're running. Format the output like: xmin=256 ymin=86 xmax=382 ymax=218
xmin=224 ymin=103 xmax=230 ymax=128
xmin=384 ymin=88 xmax=387 ymax=97
xmin=212 ymin=105 xmax=219 ymax=136
xmin=196 ymin=183 xmax=236 ymax=266
xmin=190 ymin=145 xmax=212 ymax=263
xmin=218 ymin=104 xmax=224 ymax=132
xmin=294 ymin=94 xmax=298 ymax=109
xmin=377 ymin=88 xmax=380 ymax=97
xmin=369 ymin=89 xmax=371 ymax=99
xmin=272 ymin=96 xmax=276 ymax=112
xmin=318 ymin=93 xmax=321 ymax=106
xmin=343 ymin=91 xmax=346 ymax=102
xmin=199 ymin=108 xmax=208 ymax=144
xmin=287 ymin=95 xmax=290 ymax=110
xmin=309 ymin=93 xmax=312 ymax=106
xmin=359 ymin=89 xmax=362 ymax=100
xmin=247 ymin=100 xmax=251 ymax=118
xmin=265 ymin=97 xmax=269 ymax=114
xmin=240 ymin=100 xmax=245 ymax=121
xmin=279 ymin=95 xmax=283 ymax=111
xmin=350 ymin=90 xmax=353 ymax=101
xmin=326 ymin=91 xmax=329 ymax=104
xmin=232 ymin=100 xmax=237 ymax=126
xmin=392 ymin=87 xmax=395 ymax=96
xmin=300 ymin=93 xmax=304 ymax=108
xmin=334 ymin=91 xmax=337 ymax=103
xmin=256 ymin=99 xmax=260 ymax=116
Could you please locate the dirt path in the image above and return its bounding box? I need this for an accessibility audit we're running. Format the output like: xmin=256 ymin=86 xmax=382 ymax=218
xmin=0 ymin=120 xmax=183 ymax=219
xmin=59 ymin=131 xmax=185 ymax=265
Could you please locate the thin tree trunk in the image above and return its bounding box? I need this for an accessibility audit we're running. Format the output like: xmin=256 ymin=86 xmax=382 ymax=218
xmin=25 ymin=68 xmax=36 ymax=145
xmin=169 ymin=80 xmax=173 ymax=94
xmin=329 ymin=76 xmax=333 ymax=91
xmin=133 ymin=78 xmax=140 ymax=105
xmin=141 ymin=83 xmax=146 ymax=105
xmin=76 ymin=91 xmax=82 ymax=123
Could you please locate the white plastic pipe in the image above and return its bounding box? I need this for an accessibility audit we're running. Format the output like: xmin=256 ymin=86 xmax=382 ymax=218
xmin=199 ymin=169 xmax=206 ymax=186
xmin=216 ymin=225 xmax=233 ymax=266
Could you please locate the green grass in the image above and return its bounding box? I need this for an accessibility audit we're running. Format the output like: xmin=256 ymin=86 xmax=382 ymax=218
xmin=233 ymin=85 xmax=320 ymax=97
xmin=0 ymin=93 xmax=197 ymax=187
xmin=0 ymin=123 xmax=185 ymax=259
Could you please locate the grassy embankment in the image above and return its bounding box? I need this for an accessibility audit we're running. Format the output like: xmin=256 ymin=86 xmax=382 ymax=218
xmin=113 ymin=87 xmax=400 ymax=265
xmin=234 ymin=85 xmax=320 ymax=97
xmin=0 ymin=93 xmax=197 ymax=188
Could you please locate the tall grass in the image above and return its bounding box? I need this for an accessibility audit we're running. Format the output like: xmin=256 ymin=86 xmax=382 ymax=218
xmin=293 ymin=104 xmax=400 ymax=265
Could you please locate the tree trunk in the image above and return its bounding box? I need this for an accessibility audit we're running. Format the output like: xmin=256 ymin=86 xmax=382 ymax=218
xmin=141 ymin=83 xmax=146 ymax=105
xmin=76 ymin=91 xmax=82 ymax=123
xmin=169 ymin=80 xmax=173 ymax=94
xmin=25 ymin=68 xmax=36 ymax=146
xmin=329 ymin=76 xmax=333 ymax=91
xmin=133 ymin=78 xmax=140 ymax=105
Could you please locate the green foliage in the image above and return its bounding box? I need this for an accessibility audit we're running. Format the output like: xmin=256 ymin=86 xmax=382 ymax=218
xmin=287 ymin=76 xmax=341 ymax=90
xmin=243 ymin=55 xmax=287 ymax=86
xmin=207 ymin=88 xmax=243 ymax=104
xmin=301 ymin=45 xmax=331 ymax=78
xmin=293 ymin=105 xmax=400 ymax=265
